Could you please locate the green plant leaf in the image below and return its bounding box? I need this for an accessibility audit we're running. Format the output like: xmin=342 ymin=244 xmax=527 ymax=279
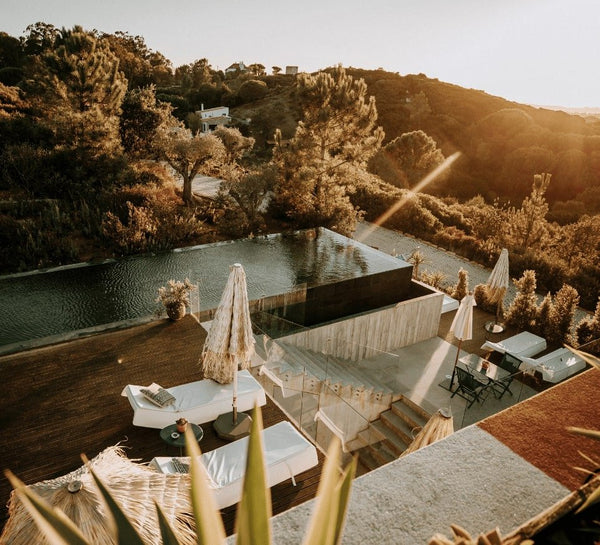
xmin=333 ymin=455 xmax=357 ymax=545
xmin=83 ymin=456 xmax=146 ymax=545
xmin=155 ymin=500 xmax=182 ymax=545
xmin=576 ymin=485 xmax=600 ymax=513
xmin=185 ymin=426 xmax=227 ymax=545
xmin=235 ymin=405 xmax=271 ymax=545
xmin=301 ymin=437 xmax=343 ymax=545
xmin=568 ymin=426 xmax=600 ymax=441
xmin=5 ymin=470 xmax=90 ymax=545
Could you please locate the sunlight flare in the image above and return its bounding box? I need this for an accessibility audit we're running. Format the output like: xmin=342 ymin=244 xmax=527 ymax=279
xmin=357 ymin=151 xmax=461 ymax=244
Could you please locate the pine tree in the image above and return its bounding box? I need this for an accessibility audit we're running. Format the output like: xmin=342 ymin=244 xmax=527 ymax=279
xmin=270 ymin=65 xmax=384 ymax=235
xmin=506 ymin=173 xmax=550 ymax=252
xmin=535 ymin=292 xmax=554 ymax=339
xmin=575 ymin=297 xmax=600 ymax=352
xmin=119 ymin=86 xmax=173 ymax=158
xmin=505 ymin=270 xmax=537 ymax=330
xmin=25 ymin=26 xmax=127 ymax=155
xmin=550 ymin=284 xmax=580 ymax=346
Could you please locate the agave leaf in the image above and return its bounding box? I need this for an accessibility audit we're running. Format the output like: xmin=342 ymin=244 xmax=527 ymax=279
xmin=5 ymin=470 xmax=90 ymax=545
xmin=568 ymin=427 xmax=600 ymax=441
xmin=83 ymin=456 xmax=146 ymax=545
xmin=301 ymin=438 xmax=343 ymax=545
xmin=576 ymin=485 xmax=600 ymax=513
xmin=564 ymin=345 xmax=600 ymax=370
xmin=185 ymin=426 xmax=227 ymax=545
xmin=155 ymin=500 xmax=182 ymax=545
xmin=235 ymin=405 xmax=272 ymax=545
xmin=332 ymin=455 xmax=356 ymax=545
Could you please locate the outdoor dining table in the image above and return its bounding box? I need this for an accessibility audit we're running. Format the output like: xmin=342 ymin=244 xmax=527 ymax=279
xmin=458 ymin=353 xmax=513 ymax=396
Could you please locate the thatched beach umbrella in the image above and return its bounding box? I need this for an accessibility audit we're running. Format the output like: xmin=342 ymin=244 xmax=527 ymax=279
xmin=485 ymin=248 xmax=509 ymax=333
xmin=0 ymin=446 xmax=195 ymax=545
xmin=401 ymin=409 xmax=454 ymax=457
xmin=200 ymin=263 xmax=255 ymax=440
xmin=449 ymin=293 xmax=476 ymax=388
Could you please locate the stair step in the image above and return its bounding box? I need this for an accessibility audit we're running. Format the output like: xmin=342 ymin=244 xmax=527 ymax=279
xmin=372 ymin=420 xmax=409 ymax=455
xmin=396 ymin=395 xmax=432 ymax=421
xmin=367 ymin=440 xmax=397 ymax=466
xmin=391 ymin=398 xmax=430 ymax=431
xmin=380 ymin=410 xmax=420 ymax=446
xmin=356 ymin=446 xmax=381 ymax=472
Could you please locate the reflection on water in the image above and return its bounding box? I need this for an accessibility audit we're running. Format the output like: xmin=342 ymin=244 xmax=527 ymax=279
xmin=0 ymin=228 xmax=403 ymax=348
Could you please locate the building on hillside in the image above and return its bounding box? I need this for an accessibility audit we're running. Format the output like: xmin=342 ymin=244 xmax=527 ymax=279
xmin=196 ymin=105 xmax=231 ymax=133
xmin=225 ymin=61 xmax=247 ymax=74
xmin=285 ymin=65 xmax=299 ymax=75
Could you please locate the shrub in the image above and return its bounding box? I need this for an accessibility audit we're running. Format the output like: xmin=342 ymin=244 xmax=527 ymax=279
xmin=238 ymin=79 xmax=268 ymax=103
xmin=451 ymin=268 xmax=469 ymax=301
xmin=432 ymin=226 xmax=481 ymax=259
xmin=505 ymin=270 xmax=538 ymax=330
xmin=576 ymin=297 xmax=600 ymax=350
xmin=552 ymin=284 xmax=580 ymax=346
xmin=420 ymin=270 xmax=448 ymax=290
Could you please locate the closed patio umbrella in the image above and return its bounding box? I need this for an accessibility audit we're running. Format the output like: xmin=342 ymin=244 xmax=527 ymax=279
xmin=401 ymin=408 xmax=454 ymax=456
xmin=200 ymin=263 xmax=255 ymax=440
xmin=449 ymin=293 xmax=476 ymax=388
xmin=0 ymin=446 xmax=195 ymax=545
xmin=485 ymin=248 xmax=509 ymax=333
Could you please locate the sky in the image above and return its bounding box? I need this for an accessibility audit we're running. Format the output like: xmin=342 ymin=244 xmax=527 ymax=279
xmin=2 ymin=0 xmax=600 ymax=108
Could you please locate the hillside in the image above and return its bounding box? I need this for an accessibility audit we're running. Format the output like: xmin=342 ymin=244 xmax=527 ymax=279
xmin=233 ymin=68 xmax=600 ymax=213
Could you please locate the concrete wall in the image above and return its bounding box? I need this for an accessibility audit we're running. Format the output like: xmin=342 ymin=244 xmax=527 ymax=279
xmin=281 ymin=291 xmax=443 ymax=360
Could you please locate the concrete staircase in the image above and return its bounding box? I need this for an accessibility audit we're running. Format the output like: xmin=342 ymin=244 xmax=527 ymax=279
xmin=253 ymin=334 xmax=432 ymax=470
xmin=351 ymin=396 xmax=432 ymax=474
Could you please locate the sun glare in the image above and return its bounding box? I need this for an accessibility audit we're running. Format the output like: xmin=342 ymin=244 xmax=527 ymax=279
xmin=357 ymin=151 xmax=462 ymax=244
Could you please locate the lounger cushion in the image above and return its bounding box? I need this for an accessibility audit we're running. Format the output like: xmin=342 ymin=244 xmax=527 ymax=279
xmin=122 ymin=370 xmax=266 ymax=429
xmin=520 ymin=348 xmax=586 ymax=383
xmin=481 ymin=331 xmax=547 ymax=359
xmin=150 ymin=421 xmax=319 ymax=509
xmin=140 ymin=383 xmax=176 ymax=407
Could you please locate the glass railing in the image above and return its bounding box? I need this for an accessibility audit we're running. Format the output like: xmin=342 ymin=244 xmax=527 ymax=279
xmin=251 ymin=309 xmax=536 ymax=460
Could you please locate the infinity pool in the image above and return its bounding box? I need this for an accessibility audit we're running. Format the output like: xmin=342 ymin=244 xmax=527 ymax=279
xmin=0 ymin=229 xmax=407 ymax=350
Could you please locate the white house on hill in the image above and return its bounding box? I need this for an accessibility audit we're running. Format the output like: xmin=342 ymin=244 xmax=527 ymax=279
xmin=196 ymin=106 xmax=231 ymax=133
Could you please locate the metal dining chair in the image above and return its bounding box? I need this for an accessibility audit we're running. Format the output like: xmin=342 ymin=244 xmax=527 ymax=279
xmin=493 ymin=353 xmax=522 ymax=398
xmin=451 ymin=367 xmax=490 ymax=408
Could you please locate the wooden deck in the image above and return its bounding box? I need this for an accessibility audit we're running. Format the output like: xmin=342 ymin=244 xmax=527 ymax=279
xmin=0 ymin=315 xmax=324 ymax=535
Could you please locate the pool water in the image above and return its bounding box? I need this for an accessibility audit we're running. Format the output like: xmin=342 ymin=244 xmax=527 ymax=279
xmin=0 ymin=229 xmax=407 ymax=349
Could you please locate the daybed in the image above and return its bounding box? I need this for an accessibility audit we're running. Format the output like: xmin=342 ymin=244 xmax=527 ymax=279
xmin=150 ymin=421 xmax=319 ymax=509
xmin=520 ymin=348 xmax=586 ymax=383
xmin=481 ymin=331 xmax=547 ymax=359
xmin=121 ymin=370 xmax=266 ymax=429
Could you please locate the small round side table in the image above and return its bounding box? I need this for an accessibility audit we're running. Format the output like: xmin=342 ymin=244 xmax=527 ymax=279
xmin=160 ymin=423 xmax=203 ymax=456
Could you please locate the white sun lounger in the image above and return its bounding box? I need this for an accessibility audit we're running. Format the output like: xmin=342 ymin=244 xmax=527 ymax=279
xmin=481 ymin=331 xmax=547 ymax=359
xmin=150 ymin=421 xmax=319 ymax=509
xmin=519 ymin=348 xmax=586 ymax=383
xmin=121 ymin=370 xmax=266 ymax=429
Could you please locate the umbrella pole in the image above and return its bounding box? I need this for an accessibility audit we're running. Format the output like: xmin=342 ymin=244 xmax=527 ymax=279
xmin=232 ymin=363 xmax=238 ymax=424
xmin=450 ymin=339 xmax=462 ymax=389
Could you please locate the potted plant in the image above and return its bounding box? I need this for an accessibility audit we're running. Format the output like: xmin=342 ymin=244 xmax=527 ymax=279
xmin=156 ymin=278 xmax=197 ymax=321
